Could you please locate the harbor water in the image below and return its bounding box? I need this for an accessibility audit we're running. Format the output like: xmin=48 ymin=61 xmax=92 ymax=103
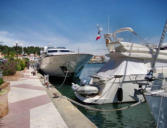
xmin=51 ymin=63 xmax=156 ymax=128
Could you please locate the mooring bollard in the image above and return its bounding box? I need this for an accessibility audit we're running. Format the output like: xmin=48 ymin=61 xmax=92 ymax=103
xmin=31 ymin=70 xmax=36 ymax=76
xmin=44 ymin=74 xmax=49 ymax=88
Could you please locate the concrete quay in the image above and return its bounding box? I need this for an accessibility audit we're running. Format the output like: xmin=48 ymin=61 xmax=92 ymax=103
xmin=1 ymin=68 xmax=96 ymax=128
xmin=45 ymin=85 xmax=96 ymax=128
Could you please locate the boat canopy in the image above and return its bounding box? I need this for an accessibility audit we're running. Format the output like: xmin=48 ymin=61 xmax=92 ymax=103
xmin=106 ymin=41 xmax=167 ymax=61
xmin=97 ymin=59 xmax=147 ymax=79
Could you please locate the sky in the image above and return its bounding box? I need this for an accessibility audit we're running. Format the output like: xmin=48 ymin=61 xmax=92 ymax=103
xmin=0 ymin=0 xmax=167 ymax=55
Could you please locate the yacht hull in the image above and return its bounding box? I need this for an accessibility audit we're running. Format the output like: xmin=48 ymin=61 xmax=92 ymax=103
xmin=145 ymin=95 xmax=167 ymax=128
xmin=74 ymin=76 xmax=145 ymax=104
xmin=39 ymin=54 xmax=92 ymax=77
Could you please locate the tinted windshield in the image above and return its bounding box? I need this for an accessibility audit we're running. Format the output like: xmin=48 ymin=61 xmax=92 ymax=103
xmin=59 ymin=50 xmax=70 ymax=52
xmin=48 ymin=50 xmax=58 ymax=53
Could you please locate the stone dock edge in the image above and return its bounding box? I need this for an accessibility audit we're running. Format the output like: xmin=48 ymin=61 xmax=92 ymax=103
xmin=38 ymin=73 xmax=97 ymax=128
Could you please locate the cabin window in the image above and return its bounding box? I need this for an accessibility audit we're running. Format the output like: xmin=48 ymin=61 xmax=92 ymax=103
xmin=48 ymin=50 xmax=58 ymax=53
xmin=59 ymin=50 xmax=70 ymax=52
xmin=160 ymin=47 xmax=167 ymax=50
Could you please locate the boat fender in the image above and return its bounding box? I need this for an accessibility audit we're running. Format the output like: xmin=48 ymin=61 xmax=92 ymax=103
xmin=117 ymin=88 xmax=123 ymax=101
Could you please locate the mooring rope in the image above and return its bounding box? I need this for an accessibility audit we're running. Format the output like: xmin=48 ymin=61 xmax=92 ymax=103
xmin=59 ymin=71 xmax=69 ymax=88
xmin=59 ymin=96 xmax=143 ymax=112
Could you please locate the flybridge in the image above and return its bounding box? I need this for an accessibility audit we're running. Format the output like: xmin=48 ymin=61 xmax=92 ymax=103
xmin=47 ymin=47 xmax=66 ymax=49
xmin=46 ymin=47 xmax=73 ymax=55
xmin=47 ymin=49 xmax=71 ymax=53
xmin=56 ymin=47 xmax=66 ymax=49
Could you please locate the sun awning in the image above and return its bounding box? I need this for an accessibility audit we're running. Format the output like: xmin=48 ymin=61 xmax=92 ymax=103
xmin=97 ymin=59 xmax=147 ymax=79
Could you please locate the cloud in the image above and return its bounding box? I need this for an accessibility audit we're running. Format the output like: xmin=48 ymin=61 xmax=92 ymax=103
xmin=66 ymin=41 xmax=108 ymax=55
xmin=0 ymin=31 xmax=26 ymax=46
xmin=0 ymin=30 xmax=108 ymax=55
xmin=1 ymin=29 xmax=167 ymax=56
xmin=0 ymin=30 xmax=70 ymax=47
xmin=29 ymin=32 xmax=70 ymax=46
xmin=144 ymin=36 xmax=167 ymax=46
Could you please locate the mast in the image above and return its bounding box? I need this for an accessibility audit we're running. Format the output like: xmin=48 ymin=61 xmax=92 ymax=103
xmin=152 ymin=20 xmax=167 ymax=70
xmin=107 ymin=16 xmax=110 ymax=33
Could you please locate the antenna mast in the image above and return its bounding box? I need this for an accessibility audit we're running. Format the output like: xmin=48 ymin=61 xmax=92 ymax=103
xmin=107 ymin=16 xmax=110 ymax=33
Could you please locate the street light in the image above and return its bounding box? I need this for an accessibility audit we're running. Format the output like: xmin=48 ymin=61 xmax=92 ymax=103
xmin=16 ymin=43 xmax=18 ymax=59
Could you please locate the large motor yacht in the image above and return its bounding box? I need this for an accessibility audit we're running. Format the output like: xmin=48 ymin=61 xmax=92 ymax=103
xmin=39 ymin=47 xmax=92 ymax=77
xmin=72 ymin=27 xmax=167 ymax=104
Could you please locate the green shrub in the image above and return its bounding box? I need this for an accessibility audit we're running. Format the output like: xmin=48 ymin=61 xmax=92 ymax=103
xmin=16 ymin=59 xmax=26 ymax=71
xmin=16 ymin=63 xmax=22 ymax=71
xmin=0 ymin=78 xmax=3 ymax=85
xmin=0 ymin=59 xmax=16 ymax=76
xmin=0 ymin=57 xmax=28 ymax=76
xmin=20 ymin=59 xmax=26 ymax=70
xmin=24 ymin=58 xmax=29 ymax=67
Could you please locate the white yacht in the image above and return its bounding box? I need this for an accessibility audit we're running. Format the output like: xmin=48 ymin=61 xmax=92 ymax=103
xmin=72 ymin=27 xmax=167 ymax=104
xmin=39 ymin=47 xmax=92 ymax=77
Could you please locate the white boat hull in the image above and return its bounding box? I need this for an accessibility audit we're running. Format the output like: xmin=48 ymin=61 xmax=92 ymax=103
xmin=76 ymin=26 xmax=167 ymax=105
xmin=74 ymin=76 xmax=145 ymax=104
xmin=145 ymin=94 xmax=167 ymax=128
xmin=40 ymin=54 xmax=92 ymax=77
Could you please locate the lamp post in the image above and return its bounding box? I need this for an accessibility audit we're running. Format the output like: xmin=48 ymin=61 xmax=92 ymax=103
xmin=16 ymin=43 xmax=18 ymax=59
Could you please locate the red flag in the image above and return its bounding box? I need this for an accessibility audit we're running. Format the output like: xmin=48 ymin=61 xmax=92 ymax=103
xmin=96 ymin=24 xmax=102 ymax=40
xmin=96 ymin=35 xmax=101 ymax=40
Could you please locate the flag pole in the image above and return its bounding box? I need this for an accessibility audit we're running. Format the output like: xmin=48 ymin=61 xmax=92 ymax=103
xmin=107 ymin=16 xmax=110 ymax=33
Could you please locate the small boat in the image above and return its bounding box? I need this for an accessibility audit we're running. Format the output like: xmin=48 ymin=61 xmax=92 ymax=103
xmin=39 ymin=47 xmax=92 ymax=77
